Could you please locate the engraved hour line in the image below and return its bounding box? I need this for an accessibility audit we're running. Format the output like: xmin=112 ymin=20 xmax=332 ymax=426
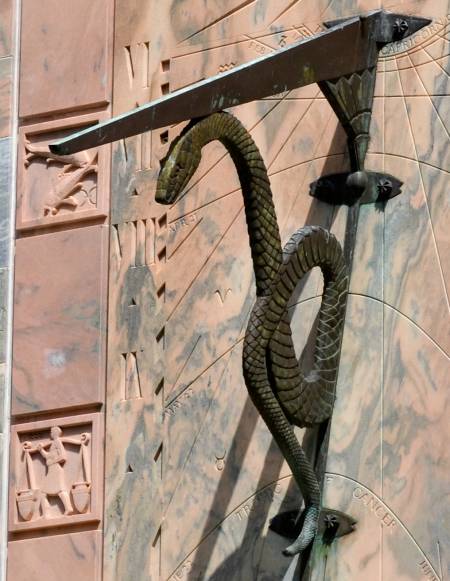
xmin=437 ymin=540 xmax=444 ymax=579
xmin=165 ymin=204 xmax=243 ymax=323
xmin=172 ymin=20 xmax=322 ymax=60
xmin=170 ymin=92 xmax=287 ymax=210
xmin=169 ymin=213 xmax=198 ymax=232
xmin=269 ymin=0 xmax=304 ymax=26
xmin=171 ymin=335 xmax=202 ymax=394
xmin=419 ymin=559 xmax=440 ymax=581
xmin=168 ymin=476 xmax=290 ymax=580
xmin=356 ymin=292 xmax=450 ymax=359
xmin=163 ymin=347 xmax=235 ymax=516
xmin=278 ymin=100 xmax=333 ymax=231
xmin=167 ymin=216 xmax=203 ymax=261
xmin=164 ymin=388 xmax=194 ymax=418
xmin=178 ymin=0 xmax=258 ymax=44
xmin=266 ymin=87 xmax=321 ymax=171
xmin=408 ymin=43 xmax=450 ymax=297
xmin=149 ymin=526 xmax=162 ymax=580
xmin=396 ymin=56 xmax=450 ymax=315
xmin=166 ymin=338 xmax=241 ymax=413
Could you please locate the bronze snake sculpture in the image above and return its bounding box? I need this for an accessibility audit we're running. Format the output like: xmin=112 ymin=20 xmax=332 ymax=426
xmin=156 ymin=112 xmax=348 ymax=556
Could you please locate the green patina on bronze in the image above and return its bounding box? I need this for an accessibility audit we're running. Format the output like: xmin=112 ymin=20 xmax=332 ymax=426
xmin=156 ymin=111 xmax=348 ymax=556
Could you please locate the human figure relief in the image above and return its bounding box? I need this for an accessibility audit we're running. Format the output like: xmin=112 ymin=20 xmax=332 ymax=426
xmin=18 ymin=426 xmax=91 ymax=521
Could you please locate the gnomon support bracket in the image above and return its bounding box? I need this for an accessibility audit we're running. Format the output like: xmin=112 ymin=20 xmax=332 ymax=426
xmin=270 ymin=507 xmax=357 ymax=546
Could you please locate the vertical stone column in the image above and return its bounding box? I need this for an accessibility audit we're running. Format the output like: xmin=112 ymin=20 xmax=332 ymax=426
xmin=6 ymin=1 xmax=114 ymax=579
xmin=0 ymin=0 xmax=17 ymax=579
xmin=103 ymin=3 xmax=175 ymax=579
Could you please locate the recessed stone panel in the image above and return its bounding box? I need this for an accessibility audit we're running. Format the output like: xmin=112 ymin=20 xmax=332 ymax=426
xmin=0 ymin=137 xmax=12 ymax=268
xmin=7 ymin=530 xmax=102 ymax=580
xmin=0 ymin=56 xmax=12 ymax=138
xmin=16 ymin=113 xmax=109 ymax=231
xmin=12 ymin=225 xmax=108 ymax=416
xmin=9 ymin=413 xmax=102 ymax=532
xmin=19 ymin=0 xmax=112 ymax=118
xmin=0 ymin=0 xmax=13 ymax=58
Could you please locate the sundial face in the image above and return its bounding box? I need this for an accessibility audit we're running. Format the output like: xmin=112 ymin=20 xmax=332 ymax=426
xmin=103 ymin=1 xmax=450 ymax=580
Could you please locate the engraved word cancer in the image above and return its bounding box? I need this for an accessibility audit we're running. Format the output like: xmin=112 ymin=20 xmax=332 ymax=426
xmin=353 ymin=487 xmax=396 ymax=528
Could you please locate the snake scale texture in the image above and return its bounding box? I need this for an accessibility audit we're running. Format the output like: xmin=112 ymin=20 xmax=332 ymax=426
xmin=156 ymin=112 xmax=348 ymax=556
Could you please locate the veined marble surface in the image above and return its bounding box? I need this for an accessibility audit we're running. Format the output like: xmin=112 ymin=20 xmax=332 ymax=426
xmin=101 ymin=0 xmax=450 ymax=579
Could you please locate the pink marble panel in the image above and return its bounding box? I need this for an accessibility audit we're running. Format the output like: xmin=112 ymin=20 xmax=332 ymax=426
xmin=170 ymin=0 xmax=382 ymax=49
xmin=102 ymin=7 xmax=175 ymax=573
xmin=382 ymin=307 xmax=450 ymax=573
xmin=112 ymin=0 xmax=176 ymax=116
xmin=104 ymin=1 xmax=450 ymax=579
xmin=9 ymin=413 xmax=103 ymax=532
xmin=326 ymin=295 xmax=383 ymax=495
xmin=104 ymin=150 xmax=165 ymax=578
xmin=418 ymin=161 xmax=450 ymax=298
xmin=0 ymin=0 xmax=13 ymax=58
xmin=383 ymin=154 xmax=449 ymax=353
xmin=12 ymin=225 xmax=108 ymax=416
xmin=16 ymin=113 xmax=110 ymax=231
xmin=19 ymin=0 xmax=112 ymax=118
xmin=166 ymin=476 xmax=299 ymax=581
xmin=162 ymin=345 xmax=296 ymax=578
xmin=7 ymin=530 xmax=102 ymax=581
xmin=0 ymin=56 xmax=12 ymax=138
xmin=309 ymin=474 xmax=440 ymax=580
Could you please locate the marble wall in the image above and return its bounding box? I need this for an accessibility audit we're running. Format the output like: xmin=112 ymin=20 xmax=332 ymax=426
xmin=0 ymin=0 xmax=15 ymax=578
xmin=5 ymin=0 xmax=114 ymax=579
xmin=3 ymin=0 xmax=449 ymax=579
xmin=103 ymin=1 xmax=449 ymax=579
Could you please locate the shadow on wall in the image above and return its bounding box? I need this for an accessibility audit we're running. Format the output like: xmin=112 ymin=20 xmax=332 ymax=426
xmin=185 ymin=124 xmax=350 ymax=580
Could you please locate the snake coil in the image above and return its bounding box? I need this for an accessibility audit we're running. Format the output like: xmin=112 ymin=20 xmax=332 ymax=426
xmin=156 ymin=111 xmax=348 ymax=555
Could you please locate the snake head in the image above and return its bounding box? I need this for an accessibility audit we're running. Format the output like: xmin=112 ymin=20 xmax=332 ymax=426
xmin=155 ymin=127 xmax=202 ymax=205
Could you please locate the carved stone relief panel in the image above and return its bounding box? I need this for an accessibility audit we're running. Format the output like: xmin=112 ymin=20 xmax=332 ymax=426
xmin=9 ymin=413 xmax=102 ymax=532
xmin=16 ymin=113 xmax=110 ymax=231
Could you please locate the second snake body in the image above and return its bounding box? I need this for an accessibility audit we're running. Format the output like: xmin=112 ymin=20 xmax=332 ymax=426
xmin=156 ymin=112 xmax=348 ymax=555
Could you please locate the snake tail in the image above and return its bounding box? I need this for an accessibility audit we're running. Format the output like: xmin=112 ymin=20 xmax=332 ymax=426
xmin=156 ymin=112 xmax=348 ymax=556
xmin=243 ymin=226 xmax=348 ymax=554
